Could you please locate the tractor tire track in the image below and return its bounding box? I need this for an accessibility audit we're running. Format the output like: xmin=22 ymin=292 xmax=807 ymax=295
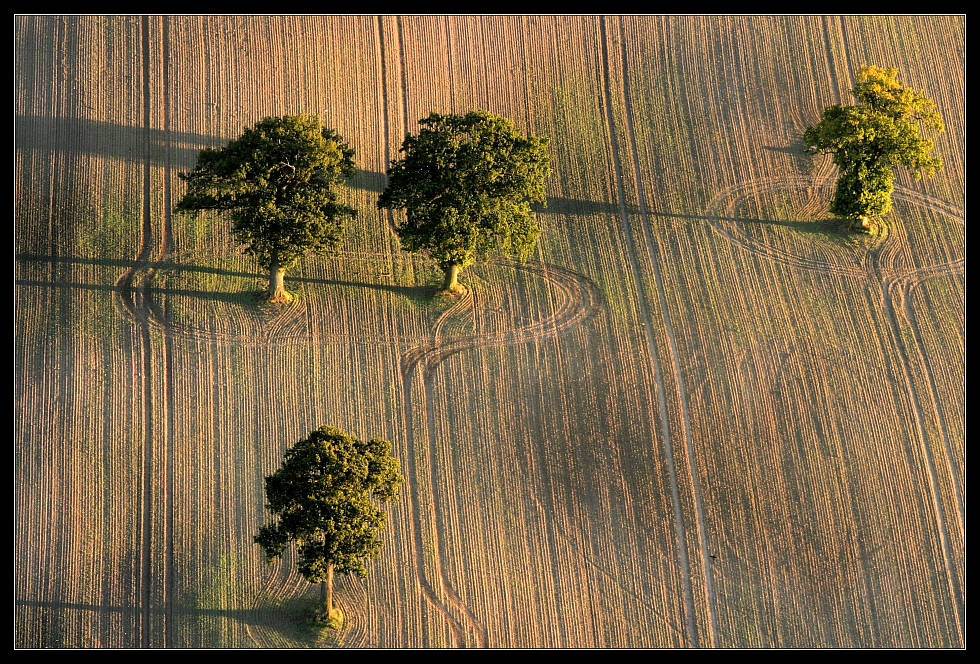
xmin=514 ymin=20 xmax=606 ymax=646
xmin=874 ymin=273 xmax=964 ymax=643
xmin=706 ymin=176 xmax=963 ymax=281
xmin=378 ymin=16 xmax=484 ymax=647
xmin=247 ymin=557 xmax=372 ymax=648
xmin=896 ymin=274 xmax=965 ymax=532
xmin=400 ymin=261 xmax=601 ymax=375
xmin=871 ymin=192 xmax=965 ymax=553
xmin=398 ymin=259 xmax=602 ymax=648
xmin=432 ymin=289 xmax=473 ymax=342
xmin=245 ymin=566 xmax=308 ymax=648
xmin=378 ymin=17 xmax=603 ymax=647
xmin=159 ymin=14 xmax=177 ymax=649
xmin=121 ymin=28 xmax=600 ymax=647
xmin=108 ymin=16 xmax=177 ymax=647
xmin=136 ymin=15 xmax=157 ymax=648
xmin=524 ymin=484 xmax=693 ymax=645
xmin=705 ymin=175 xmax=868 ymax=277
xmin=136 ymin=16 xmax=160 ymax=648
xmin=704 ymin=169 xmax=965 ymax=644
xmin=595 ymin=17 xmax=703 ymax=648
xmin=605 ymin=15 xmax=720 ymax=648
xmin=396 ymin=364 xmax=471 ymax=648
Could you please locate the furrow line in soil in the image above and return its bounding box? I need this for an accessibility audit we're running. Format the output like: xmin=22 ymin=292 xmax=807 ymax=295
xmin=158 ymin=14 xmax=176 ymax=647
xmin=398 ymin=258 xmax=601 ymax=647
xmin=611 ymin=15 xmax=720 ymax=647
xmin=396 ymin=363 xmax=469 ymax=647
xmin=596 ymin=15 xmax=700 ymax=648
xmin=874 ymin=273 xmax=963 ymax=642
xmin=379 ymin=15 xmax=475 ymax=647
xmin=136 ymin=16 xmax=156 ymax=647
xmin=868 ymin=272 xmax=963 ymax=642
xmin=867 ymin=190 xmax=964 ymax=634
xmin=898 ymin=275 xmax=964 ymax=533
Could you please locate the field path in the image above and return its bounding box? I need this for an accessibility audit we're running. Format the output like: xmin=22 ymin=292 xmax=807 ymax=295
xmin=597 ymin=16 xmax=717 ymax=647
xmin=375 ymin=17 xmax=609 ymax=646
xmin=870 ymin=205 xmax=965 ymax=642
xmin=106 ymin=16 xmax=178 ymax=647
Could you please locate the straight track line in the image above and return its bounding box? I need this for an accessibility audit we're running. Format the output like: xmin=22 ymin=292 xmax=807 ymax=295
xmin=596 ymin=16 xmax=704 ymax=648
xmin=608 ymin=17 xmax=718 ymax=647
xmin=159 ymin=14 xmax=176 ymax=648
xmin=137 ymin=16 xmax=155 ymax=648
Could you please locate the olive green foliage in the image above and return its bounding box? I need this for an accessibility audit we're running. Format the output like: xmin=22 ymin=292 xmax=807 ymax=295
xmin=377 ymin=110 xmax=552 ymax=273
xmin=254 ymin=426 xmax=403 ymax=583
xmin=830 ymin=159 xmax=896 ymax=220
xmin=174 ymin=115 xmax=357 ymax=273
xmin=803 ymin=66 xmax=943 ymax=221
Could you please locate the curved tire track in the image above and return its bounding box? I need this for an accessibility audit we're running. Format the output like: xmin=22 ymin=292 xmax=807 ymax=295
xmin=112 ymin=15 xmax=168 ymax=648
xmin=247 ymin=559 xmax=372 ymax=649
xmin=119 ymin=18 xmax=603 ymax=637
xmin=397 ymin=258 xmax=603 ymax=648
xmin=705 ymin=172 xmax=965 ymax=643
xmin=705 ymin=174 xmax=964 ymax=281
xmin=705 ymin=175 xmax=870 ymax=277
xmin=375 ymin=16 xmax=605 ymax=647
xmin=118 ymin=249 xmax=602 ymax=648
xmin=875 ymin=271 xmax=965 ymax=643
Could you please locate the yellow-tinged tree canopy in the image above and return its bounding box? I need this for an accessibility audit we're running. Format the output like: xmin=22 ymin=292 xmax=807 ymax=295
xmin=803 ymin=66 xmax=944 ymax=221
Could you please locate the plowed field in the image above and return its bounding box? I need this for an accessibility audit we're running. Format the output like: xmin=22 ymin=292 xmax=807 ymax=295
xmin=15 ymin=15 xmax=964 ymax=648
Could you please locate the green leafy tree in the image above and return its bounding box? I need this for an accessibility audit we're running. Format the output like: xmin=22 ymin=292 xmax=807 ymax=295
xmin=175 ymin=115 xmax=357 ymax=302
xmin=378 ymin=110 xmax=551 ymax=294
xmin=254 ymin=426 xmax=403 ymax=624
xmin=829 ymin=158 xmax=895 ymax=221
xmin=803 ymin=66 xmax=944 ymax=231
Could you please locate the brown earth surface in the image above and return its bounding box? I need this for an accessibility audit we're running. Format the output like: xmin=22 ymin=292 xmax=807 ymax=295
xmin=15 ymin=15 xmax=964 ymax=648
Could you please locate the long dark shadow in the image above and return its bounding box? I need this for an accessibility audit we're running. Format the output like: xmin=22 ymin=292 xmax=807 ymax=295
xmin=649 ymin=209 xmax=844 ymax=236
xmin=15 ymin=597 xmax=327 ymax=644
xmin=16 ymin=598 xmax=254 ymax=621
xmin=16 ymin=253 xmax=438 ymax=302
xmin=16 ymin=252 xmax=256 ymax=278
xmin=16 ymin=113 xmax=628 ymax=213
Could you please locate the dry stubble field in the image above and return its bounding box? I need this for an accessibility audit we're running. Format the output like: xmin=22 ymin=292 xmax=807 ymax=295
xmin=15 ymin=15 xmax=964 ymax=648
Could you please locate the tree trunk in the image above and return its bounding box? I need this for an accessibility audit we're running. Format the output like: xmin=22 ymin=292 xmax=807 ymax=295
xmin=320 ymin=563 xmax=334 ymax=617
xmin=268 ymin=262 xmax=289 ymax=302
xmin=853 ymin=216 xmax=873 ymax=232
xmin=440 ymin=264 xmax=465 ymax=294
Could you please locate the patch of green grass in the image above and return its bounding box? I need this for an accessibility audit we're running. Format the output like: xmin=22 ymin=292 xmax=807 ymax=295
xmin=183 ymin=554 xmax=240 ymax=647
xmin=76 ymin=194 xmax=138 ymax=263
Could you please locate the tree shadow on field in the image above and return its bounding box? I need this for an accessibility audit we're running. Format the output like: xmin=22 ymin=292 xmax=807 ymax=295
xmin=763 ymin=117 xmax=823 ymax=175
xmin=647 ymin=209 xmax=845 ymax=238
xmin=719 ymin=213 xmax=846 ymax=238
xmin=15 ymin=113 xmax=388 ymax=192
xmin=15 ymin=253 xmax=437 ymax=310
xmin=15 ymin=113 xmax=630 ymax=215
xmin=532 ymin=198 xmax=639 ymax=216
xmin=763 ymin=216 xmax=852 ymax=239
xmin=14 ymin=596 xmax=327 ymax=647
xmin=762 ymin=143 xmax=820 ymax=178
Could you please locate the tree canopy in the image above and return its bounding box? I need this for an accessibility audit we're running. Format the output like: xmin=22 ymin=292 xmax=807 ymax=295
xmin=254 ymin=426 xmax=403 ymax=623
xmin=175 ymin=115 xmax=357 ymax=301
xmin=377 ymin=110 xmax=551 ymax=294
xmin=803 ymin=66 xmax=943 ymax=229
